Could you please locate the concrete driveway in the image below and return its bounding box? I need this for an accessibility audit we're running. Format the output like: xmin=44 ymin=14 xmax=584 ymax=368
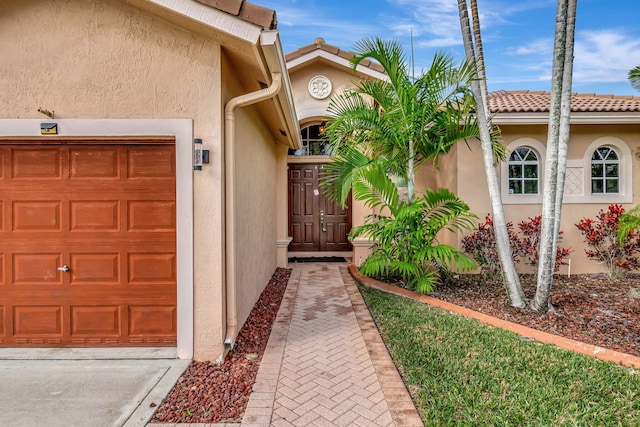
xmin=0 ymin=348 xmax=190 ymax=427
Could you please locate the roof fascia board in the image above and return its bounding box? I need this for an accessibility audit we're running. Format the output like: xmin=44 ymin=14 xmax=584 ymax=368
xmin=259 ymin=31 xmax=302 ymax=149
xmin=287 ymin=50 xmax=388 ymax=81
xmin=146 ymin=0 xmax=262 ymax=43
xmin=493 ymin=112 xmax=640 ymax=125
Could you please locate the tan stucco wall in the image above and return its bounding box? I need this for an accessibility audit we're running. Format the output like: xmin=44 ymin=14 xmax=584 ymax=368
xmin=0 ymin=0 xmax=228 ymax=360
xmin=453 ymin=123 xmax=640 ymax=274
xmin=227 ymin=72 xmax=280 ymax=334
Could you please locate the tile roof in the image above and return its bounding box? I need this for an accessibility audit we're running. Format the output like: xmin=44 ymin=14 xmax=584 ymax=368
xmin=489 ymin=90 xmax=640 ymax=113
xmin=285 ymin=37 xmax=386 ymax=74
xmin=194 ymin=0 xmax=277 ymax=29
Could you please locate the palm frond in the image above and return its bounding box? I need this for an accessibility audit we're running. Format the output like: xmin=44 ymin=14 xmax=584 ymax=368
xmin=618 ymin=205 xmax=640 ymax=245
xmin=630 ymin=65 xmax=640 ymax=92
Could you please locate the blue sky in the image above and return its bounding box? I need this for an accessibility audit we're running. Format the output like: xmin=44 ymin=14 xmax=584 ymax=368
xmin=258 ymin=0 xmax=640 ymax=95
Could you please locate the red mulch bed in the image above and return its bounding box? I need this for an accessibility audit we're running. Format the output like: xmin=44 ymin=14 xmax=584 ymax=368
xmin=434 ymin=273 xmax=640 ymax=357
xmin=151 ymin=267 xmax=291 ymax=423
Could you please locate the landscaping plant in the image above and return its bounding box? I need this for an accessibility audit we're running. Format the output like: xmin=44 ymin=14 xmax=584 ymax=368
xmin=516 ymin=215 xmax=572 ymax=271
xmin=576 ymin=204 xmax=640 ymax=278
xmin=460 ymin=214 xmax=520 ymax=278
xmin=462 ymin=214 xmax=571 ymax=277
xmin=353 ymin=188 xmax=477 ymax=294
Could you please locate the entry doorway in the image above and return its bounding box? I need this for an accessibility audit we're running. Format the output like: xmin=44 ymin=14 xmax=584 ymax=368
xmin=288 ymin=163 xmax=352 ymax=253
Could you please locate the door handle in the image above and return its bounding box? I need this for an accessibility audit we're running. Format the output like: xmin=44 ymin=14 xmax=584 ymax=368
xmin=57 ymin=265 xmax=70 ymax=272
xmin=320 ymin=210 xmax=326 ymax=232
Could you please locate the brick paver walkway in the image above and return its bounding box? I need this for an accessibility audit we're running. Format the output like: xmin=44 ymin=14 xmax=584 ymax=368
xmin=241 ymin=262 xmax=422 ymax=427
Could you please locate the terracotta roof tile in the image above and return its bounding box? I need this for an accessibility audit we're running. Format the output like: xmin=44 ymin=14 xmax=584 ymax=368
xmin=489 ymin=90 xmax=640 ymax=113
xmin=285 ymin=37 xmax=385 ymax=74
xmin=194 ymin=0 xmax=277 ymax=29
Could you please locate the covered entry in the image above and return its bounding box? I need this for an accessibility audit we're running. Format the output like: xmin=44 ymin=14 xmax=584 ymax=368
xmin=0 ymin=137 xmax=177 ymax=347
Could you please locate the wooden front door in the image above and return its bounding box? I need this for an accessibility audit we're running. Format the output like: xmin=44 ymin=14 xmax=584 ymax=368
xmin=288 ymin=164 xmax=352 ymax=252
xmin=0 ymin=139 xmax=177 ymax=347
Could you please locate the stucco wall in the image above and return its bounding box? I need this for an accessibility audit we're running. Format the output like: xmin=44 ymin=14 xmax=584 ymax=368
xmin=0 ymin=0 xmax=226 ymax=360
xmin=453 ymin=123 xmax=640 ymax=274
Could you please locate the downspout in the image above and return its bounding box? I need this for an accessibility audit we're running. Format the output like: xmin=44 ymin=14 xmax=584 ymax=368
xmin=223 ymin=72 xmax=282 ymax=350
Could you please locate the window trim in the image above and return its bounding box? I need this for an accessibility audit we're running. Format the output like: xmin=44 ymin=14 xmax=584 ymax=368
xmin=501 ymin=138 xmax=545 ymax=204
xmin=573 ymin=137 xmax=632 ymax=204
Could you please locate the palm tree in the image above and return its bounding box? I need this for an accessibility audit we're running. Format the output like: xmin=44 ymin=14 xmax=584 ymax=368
xmin=630 ymin=65 xmax=640 ymax=92
xmin=457 ymin=0 xmax=526 ymax=307
xmin=322 ymin=37 xmax=481 ymax=208
xmin=321 ymin=37 xmax=482 ymax=292
xmin=532 ymin=0 xmax=577 ymax=313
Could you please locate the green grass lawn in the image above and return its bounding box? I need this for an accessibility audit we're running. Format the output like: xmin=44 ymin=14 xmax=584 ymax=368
xmin=359 ymin=285 xmax=640 ymax=426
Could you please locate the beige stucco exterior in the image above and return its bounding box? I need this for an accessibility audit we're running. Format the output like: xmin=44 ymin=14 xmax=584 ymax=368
xmin=0 ymin=0 xmax=300 ymax=361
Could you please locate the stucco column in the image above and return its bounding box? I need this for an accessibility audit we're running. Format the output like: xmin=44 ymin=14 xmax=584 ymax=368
xmin=276 ymin=144 xmax=292 ymax=267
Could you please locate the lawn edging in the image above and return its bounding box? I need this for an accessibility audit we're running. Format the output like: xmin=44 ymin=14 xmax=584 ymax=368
xmin=348 ymin=264 xmax=640 ymax=369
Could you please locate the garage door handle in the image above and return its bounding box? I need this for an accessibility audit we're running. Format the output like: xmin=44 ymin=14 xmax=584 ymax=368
xmin=57 ymin=265 xmax=70 ymax=272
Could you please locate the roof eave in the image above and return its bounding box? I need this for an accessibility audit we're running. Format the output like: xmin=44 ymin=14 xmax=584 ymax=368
xmin=492 ymin=111 xmax=640 ymax=125
xmin=142 ymin=0 xmax=264 ymax=43
xmin=259 ymin=31 xmax=302 ymax=149
xmin=286 ymin=50 xmax=388 ymax=81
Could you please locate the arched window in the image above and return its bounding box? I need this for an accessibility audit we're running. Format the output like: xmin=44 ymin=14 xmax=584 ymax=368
xmin=591 ymin=146 xmax=619 ymax=194
xmin=288 ymin=123 xmax=330 ymax=156
xmin=508 ymin=147 xmax=539 ymax=194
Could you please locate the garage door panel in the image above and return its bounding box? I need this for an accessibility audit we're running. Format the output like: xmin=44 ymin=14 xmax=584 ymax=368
xmin=129 ymin=305 xmax=176 ymax=336
xmin=70 ymin=253 xmax=120 ymax=284
xmin=71 ymin=305 xmax=120 ymax=336
xmin=12 ymin=201 xmax=62 ymax=231
xmin=70 ymin=147 xmax=120 ymax=179
xmin=12 ymin=253 xmax=63 ymax=284
xmin=70 ymin=200 xmax=120 ymax=232
xmin=128 ymin=253 xmax=176 ymax=284
xmin=11 ymin=148 xmax=63 ymax=180
xmin=13 ymin=305 xmax=63 ymax=336
xmin=128 ymin=147 xmax=175 ymax=178
xmin=128 ymin=201 xmax=176 ymax=231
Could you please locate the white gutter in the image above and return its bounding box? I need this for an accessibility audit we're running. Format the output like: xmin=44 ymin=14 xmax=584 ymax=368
xmin=223 ymin=72 xmax=283 ymax=350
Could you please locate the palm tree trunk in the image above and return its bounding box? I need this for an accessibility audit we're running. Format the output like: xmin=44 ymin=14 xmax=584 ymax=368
xmin=458 ymin=0 xmax=526 ymax=307
xmin=532 ymin=0 xmax=576 ymax=312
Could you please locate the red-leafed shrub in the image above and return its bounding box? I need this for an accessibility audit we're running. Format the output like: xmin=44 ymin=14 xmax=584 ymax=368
xmin=461 ymin=214 xmax=520 ymax=278
xmin=462 ymin=214 xmax=572 ymax=277
xmin=516 ymin=215 xmax=572 ymax=271
xmin=575 ymin=204 xmax=640 ymax=278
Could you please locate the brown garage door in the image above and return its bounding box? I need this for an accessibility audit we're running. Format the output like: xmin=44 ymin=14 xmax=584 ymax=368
xmin=0 ymin=138 xmax=177 ymax=347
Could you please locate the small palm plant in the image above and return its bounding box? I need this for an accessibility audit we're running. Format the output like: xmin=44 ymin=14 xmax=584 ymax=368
xmin=353 ymin=187 xmax=477 ymax=293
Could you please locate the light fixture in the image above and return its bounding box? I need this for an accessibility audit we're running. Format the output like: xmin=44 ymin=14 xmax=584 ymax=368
xmin=193 ymin=138 xmax=209 ymax=171
xmin=318 ymin=121 xmax=326 ymax=134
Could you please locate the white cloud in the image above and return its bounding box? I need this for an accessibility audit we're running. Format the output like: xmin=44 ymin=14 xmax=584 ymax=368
xmin=501 ymin=30 xmax=640 ymax=87
xmin=573 ymin=30 xmax=640 ymax=83
xmin=507 ymin=39 xmax=553 ymax=57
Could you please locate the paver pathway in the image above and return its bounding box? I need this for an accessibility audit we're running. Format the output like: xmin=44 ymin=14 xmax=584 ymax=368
xmin=241 ymin=262 xmax=423 ymax=427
